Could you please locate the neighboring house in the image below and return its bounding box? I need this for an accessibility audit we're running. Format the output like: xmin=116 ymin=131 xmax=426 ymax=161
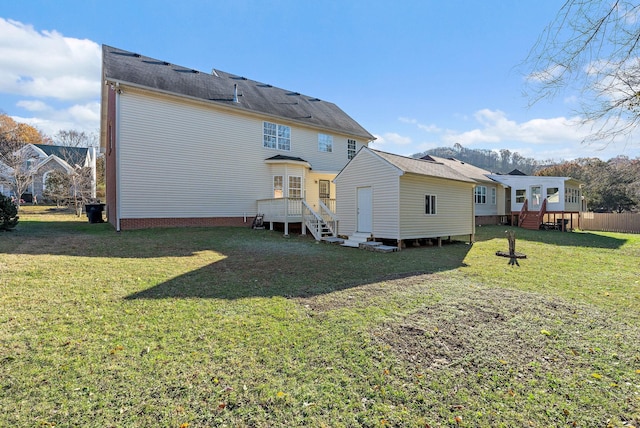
xmin=100 ymin=45 xmax=375 ymax=232
xmin=488 ymin=171 xmax=583 ymax=230
xmin=334 ymin=147 xmax=477 ymax=248
xmin=422 ymin=155 xmax=509 ymax=225
xmin=0 ymin=143 xmax=97 ymax=201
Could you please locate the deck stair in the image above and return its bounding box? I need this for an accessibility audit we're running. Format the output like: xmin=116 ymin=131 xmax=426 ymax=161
xmin=519 ymin=198 xmax=548 ymax=230
xmin=341 ymin=232 xmax=372 ymax=248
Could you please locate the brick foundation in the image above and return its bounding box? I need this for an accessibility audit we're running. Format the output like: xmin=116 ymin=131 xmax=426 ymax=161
xmin=119 ymin=217 xmax=252 ymax=230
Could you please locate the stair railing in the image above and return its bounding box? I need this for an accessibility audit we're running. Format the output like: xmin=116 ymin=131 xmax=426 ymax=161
xmin=302 ymin=201 xmax=325 ymax=241
xmin=537 ymin=198 xmax=547 ymax=226
xmin=318 ymin=199 xmax=338 ymax=237
xmin=518 ymin=199 xmax=528 ymax=227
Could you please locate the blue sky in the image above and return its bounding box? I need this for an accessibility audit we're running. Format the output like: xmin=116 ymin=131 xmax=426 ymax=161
xmin=1 ymin=0 xmax=639 ymax=161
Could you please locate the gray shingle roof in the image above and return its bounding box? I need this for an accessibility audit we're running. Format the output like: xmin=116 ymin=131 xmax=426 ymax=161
xmin=102 ymin=45 xmax=375 ymax=141
xmin=33 ymin=144 xmax=88 ymax=166
xmin=371 ymin=149 xmax=477 ymax=183
xmin=421 ymin=155 xmax=495 ymax=183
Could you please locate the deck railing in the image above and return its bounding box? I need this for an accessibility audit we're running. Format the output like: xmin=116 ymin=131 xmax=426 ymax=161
xmin=256 ymin=197 xmax=303 ymax=223
xmin=257 ymin=197 xmax=338 ymax=238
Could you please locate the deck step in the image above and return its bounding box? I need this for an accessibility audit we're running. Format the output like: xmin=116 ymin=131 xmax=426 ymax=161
xmin=341 ymin=231 xmax=372 ymax=248
xmin=359 ymin=241 xmax=398 ymax=252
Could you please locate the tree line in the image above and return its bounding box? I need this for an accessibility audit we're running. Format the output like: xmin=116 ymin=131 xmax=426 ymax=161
xmin=415 ymin=144 xmax=639 ymax=212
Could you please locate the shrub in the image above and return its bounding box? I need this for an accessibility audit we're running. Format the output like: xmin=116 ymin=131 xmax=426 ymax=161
xmin=0 ymin=194 xmax=19 ymax=231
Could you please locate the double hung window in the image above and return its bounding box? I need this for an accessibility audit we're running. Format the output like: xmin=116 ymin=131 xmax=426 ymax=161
xmin=263 ymin=122 xmax=291 ymax=151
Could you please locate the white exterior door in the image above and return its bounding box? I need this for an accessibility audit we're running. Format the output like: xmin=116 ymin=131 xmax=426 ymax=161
xmin=357 ymin=186 xmax=372 ymax=233
xmin=530 ymin=185 xmax=542 ymax=210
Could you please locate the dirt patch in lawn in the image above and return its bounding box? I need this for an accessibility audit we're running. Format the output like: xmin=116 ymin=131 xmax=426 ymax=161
xmin=373 ymin=286 xmax=638 ymax=373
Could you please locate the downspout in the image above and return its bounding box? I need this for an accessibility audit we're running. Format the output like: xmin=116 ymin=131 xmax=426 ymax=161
xmin=115 ymin=82 xmax=122 ymax=232
xmin=90 ymin=146 xmax=97 ymax=199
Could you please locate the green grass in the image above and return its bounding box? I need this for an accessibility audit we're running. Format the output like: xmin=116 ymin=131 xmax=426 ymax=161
xmin=1 ymin=206 xmax=639 ymax=427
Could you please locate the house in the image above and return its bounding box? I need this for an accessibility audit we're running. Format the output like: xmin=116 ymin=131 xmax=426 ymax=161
xmin=0 ymin=143 xmax=97 ymax=202
xmin=100 ymin=45 xmax=375 ymax=233
xmin=334 ymin=147 xmax=477 ymax=249
xmin=419 ymin=157 xmax=584 ymax=231
xmin=421 ymin=155 xmax=509 ymax=225
xmin=488 ymin=172 xmax=583 ymax=230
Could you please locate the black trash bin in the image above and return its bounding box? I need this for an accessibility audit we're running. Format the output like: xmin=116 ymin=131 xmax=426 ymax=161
xmin=85 ymin=203 xmax=105 ymax=223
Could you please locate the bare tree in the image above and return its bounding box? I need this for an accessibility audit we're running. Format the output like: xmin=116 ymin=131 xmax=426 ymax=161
xmin=0 ymin=114 xmax=46 ymax=209
xmin=54 ymin=129 xmax=98 ymax=148
xmin=524 ymin=1 xmax=640 ymax=144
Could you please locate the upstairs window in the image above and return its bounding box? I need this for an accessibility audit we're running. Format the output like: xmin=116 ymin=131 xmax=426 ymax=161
xmin=474 ymin=186 xmax=487 ymax=204
xmin=263 ymin=121 xmax=291 ymax=151
xmin=318 ymin=133 xmax=333 ymax=152
xmin=347 ymin=139 xmax=357 ymax=160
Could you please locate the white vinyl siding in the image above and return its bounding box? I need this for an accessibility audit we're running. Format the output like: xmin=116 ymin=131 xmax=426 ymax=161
xmin=118 ymin=90 xmax=271 ymax=218
xmin=334 ymin=149 xmax=400 ymax=238
xmin=399 ymin=174 xmax=473 ymax=239
xmin=115 ymin=87 xmax=369 ymax=221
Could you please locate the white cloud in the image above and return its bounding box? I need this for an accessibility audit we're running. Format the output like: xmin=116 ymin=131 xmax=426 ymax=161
xmin=399 ymin=116 xmax=442 ymax=133
xmin=0 ymin=18 xmax=101 ymax=101
xmin=442 ymin=109 xmax=587 ymax=147
xmin=0 ymin=18 xmax=101 ymax=137
xmin=371 ymin=132 xmax=412 ymax=148
xmin=377 ymin=108 xmax=640 ymax=161
xmin=16 ymin=100 xmax=50 ymax=112
xmin=13 ymin=101 xmax=100 ymax=136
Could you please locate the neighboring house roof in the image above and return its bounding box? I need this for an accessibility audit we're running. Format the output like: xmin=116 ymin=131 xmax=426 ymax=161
xmin=363 ymin=148 xmax=476 ymax=183
xmin=507 ymin=169 xmax=527 ymax=176
xmin=489 ymin=174 xmax=583 ymax=186
xmin=421 ymin=155 xmax=496 ymax=184
xmin=33 ymin=144 xmax=89 ymax=167
xmin=102 ymin=45 xmax=375 ymax=141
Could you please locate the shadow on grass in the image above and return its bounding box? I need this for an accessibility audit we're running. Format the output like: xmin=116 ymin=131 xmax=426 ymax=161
xmin=2 ymin=214 xmax=473 ymax=299
xmin=123 ymin=240 xmax=473 ymax=300
xmin=474 ymin=225 xmax=628 ymax=249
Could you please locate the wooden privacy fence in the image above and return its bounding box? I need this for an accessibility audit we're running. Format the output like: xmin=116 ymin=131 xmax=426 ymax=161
xmin=581 ymin=212 xmax=640 ymax=234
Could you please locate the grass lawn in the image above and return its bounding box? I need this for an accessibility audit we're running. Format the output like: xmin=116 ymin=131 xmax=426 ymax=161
xmin=1 ymin=206 xmax=639 ymax=427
